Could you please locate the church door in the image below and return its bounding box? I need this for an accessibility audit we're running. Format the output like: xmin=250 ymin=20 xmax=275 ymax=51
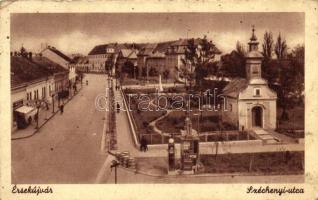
xmin=252 ymin=106 xmax=263 ymax=128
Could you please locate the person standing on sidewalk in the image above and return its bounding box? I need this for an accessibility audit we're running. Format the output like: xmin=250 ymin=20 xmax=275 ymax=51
xmin=116 ymin=103 xmax=120 ymax=113
xmin=140 ymin=136 xmax=148 ymax=152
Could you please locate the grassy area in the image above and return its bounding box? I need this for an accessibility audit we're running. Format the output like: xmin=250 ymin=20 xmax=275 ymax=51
xmin=277 ymin=106 xmax=304 ymax=138
xmin=156 ymin=110 xmax=237 ymax=133
xmin=201 ymin=151 xmax=304 ymax=175
xmin=124 ymin=93 xmax=166 ymax=135
xmin=199 ymin=131 xmax=255 ymax=142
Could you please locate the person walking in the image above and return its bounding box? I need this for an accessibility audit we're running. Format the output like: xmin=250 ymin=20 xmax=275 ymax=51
xmin=60 ymin=104 xmax=64 ymax=114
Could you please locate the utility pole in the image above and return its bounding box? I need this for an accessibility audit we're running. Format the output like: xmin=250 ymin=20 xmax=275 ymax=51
xmin=110 ymin=160 xmax=120 ymax=184
xmin=52 ymin=94 xmax=55 ymax=113
xmin=35 ymin=101 xmax=41 ymax=129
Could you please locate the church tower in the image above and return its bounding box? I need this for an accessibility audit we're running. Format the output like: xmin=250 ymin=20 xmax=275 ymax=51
xmin=245 ymin=26 xmax=263 ymax=81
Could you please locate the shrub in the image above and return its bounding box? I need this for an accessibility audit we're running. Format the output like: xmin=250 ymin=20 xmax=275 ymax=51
xmin=143 ymin=121 xmax=149 ymax=128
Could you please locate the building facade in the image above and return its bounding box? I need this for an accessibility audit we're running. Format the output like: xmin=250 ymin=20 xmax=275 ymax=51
xmin=11 ymin=53 xmax=68 ymax=128
xmin=41 ymin=46 xmax=76 ymax=85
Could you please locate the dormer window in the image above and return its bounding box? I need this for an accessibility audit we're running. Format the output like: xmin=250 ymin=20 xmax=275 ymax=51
xmin=254 ymin=88 xmax=261 ymax=96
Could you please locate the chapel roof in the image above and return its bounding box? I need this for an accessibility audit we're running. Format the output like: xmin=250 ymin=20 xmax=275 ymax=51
xmin=222 ymin=78 xmax=248 ymax=98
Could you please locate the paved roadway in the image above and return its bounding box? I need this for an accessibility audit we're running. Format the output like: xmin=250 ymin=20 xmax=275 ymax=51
xmin=11 ymin=74 xmax=108 ymax=184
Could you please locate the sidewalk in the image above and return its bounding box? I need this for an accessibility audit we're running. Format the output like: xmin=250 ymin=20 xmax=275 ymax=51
xmin=12 ymin=82 xmax=83 ymax=140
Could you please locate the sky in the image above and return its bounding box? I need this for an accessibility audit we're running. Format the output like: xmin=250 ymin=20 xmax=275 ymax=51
xmin=11 ymin=13 xmax=304 ymax=55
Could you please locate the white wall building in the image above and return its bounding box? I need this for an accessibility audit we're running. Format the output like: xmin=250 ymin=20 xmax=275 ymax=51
xmin=41 ymin=46 xmax=76 ymax=84
xmin=222 ymin=27 xmax=277 ymax=131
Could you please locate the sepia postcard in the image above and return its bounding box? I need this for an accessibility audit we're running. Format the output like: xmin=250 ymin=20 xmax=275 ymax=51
xmin=0 ymin=0 xmax=318 ymax=199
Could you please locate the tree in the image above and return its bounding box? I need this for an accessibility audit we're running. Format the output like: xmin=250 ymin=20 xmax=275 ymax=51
xmin=163 ymin=69 xmax=170 ymax=83
xmin=275 ymin=33 xmax=287 ymax=60
xmin=180 ymin=35 xmax=217 ymax=90
xmin=262 ymin=31 xmax=274 ymax=60
xmin=262 ymin=31 xmax=274 ymax=81
xmin=219 ymin=50 xmax=245 ymax=78
xmin=122 ymin=60 xmax=134 ymax=77
xmin=236 ymin=41 xmax=246 ymax=58
xmin=20 ymin=46 xmax=28 ymax=57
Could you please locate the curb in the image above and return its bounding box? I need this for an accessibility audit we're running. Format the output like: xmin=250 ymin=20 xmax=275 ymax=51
xmin=117 ymin=166 xmax=304 ymax=179
xmin=11 ymin=86 xmax=83 ymax=140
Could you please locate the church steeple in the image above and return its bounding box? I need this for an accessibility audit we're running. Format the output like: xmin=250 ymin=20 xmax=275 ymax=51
xmin=248 ymin=25 xmax=259 ymax=51
xmin=245 ymin=25 xmax=263 ymax=81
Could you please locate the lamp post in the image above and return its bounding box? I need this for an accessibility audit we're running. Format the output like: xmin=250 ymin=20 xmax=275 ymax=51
xmin=110 ymin=160 xmax=120 ymax=184
xmin=193 ymin=113 xmax=200 ymax=135
xmin=107 ymin=76 xmax=111 ymax=88
xmin=51 ymin=94 xmax=55 ymax=113
xmin=35 ymin=101 xmax=41 ymax=129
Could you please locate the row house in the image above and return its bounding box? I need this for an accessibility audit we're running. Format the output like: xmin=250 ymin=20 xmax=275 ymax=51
xmin=41 ymin=46 xmax=77 ymax=86
xmin=11 ymin=53 xmax=68 ymax=128
xmin=87 ymin=43 xmax=136 ymax=74
xmin=69 ymin=56 xmax=90 ymax=73
xmin=137 ymin=43 xmax=158 ymax=78
xmin=136 ymin=38 xmax=222 ymax=81
xmin=116 ymin=48 xmax=138 ymax=73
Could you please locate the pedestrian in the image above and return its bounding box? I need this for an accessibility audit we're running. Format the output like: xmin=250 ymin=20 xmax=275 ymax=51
xmin=34 ymin=113 xmax=38 ymax=123
xmin=140 ymin=136 xmax=145 ymax=152
xmin=60 ymin=104 xmax=64 ymax=114
xmin=140 ymin=136 xmax=148 ymax=152
xmin=46 ymin=102 xmax=49 ymax=110
xmin=116 ymin=103 xmax=120 ymax=113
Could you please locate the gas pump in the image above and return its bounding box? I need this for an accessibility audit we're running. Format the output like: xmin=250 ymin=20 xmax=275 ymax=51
xmin=168 ymin=137 xmax=175 ymax=174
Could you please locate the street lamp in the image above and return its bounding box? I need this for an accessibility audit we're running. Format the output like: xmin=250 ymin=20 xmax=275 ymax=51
xmin=107 ymin=76 xmax=111 ymax=88
xmin=110 ymin=160 xmax=120 ymax=184
xmin=35 ymin=101 xmax=41 ymax=129
xmin=193 ymin=113 xmax=200 ymax=135
xmin=51 ymin=94 xmax=55 ymax=113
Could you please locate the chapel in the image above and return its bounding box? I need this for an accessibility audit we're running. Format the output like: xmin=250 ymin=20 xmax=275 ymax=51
xmin=222 ymin=26 xmax=277 ymax=131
